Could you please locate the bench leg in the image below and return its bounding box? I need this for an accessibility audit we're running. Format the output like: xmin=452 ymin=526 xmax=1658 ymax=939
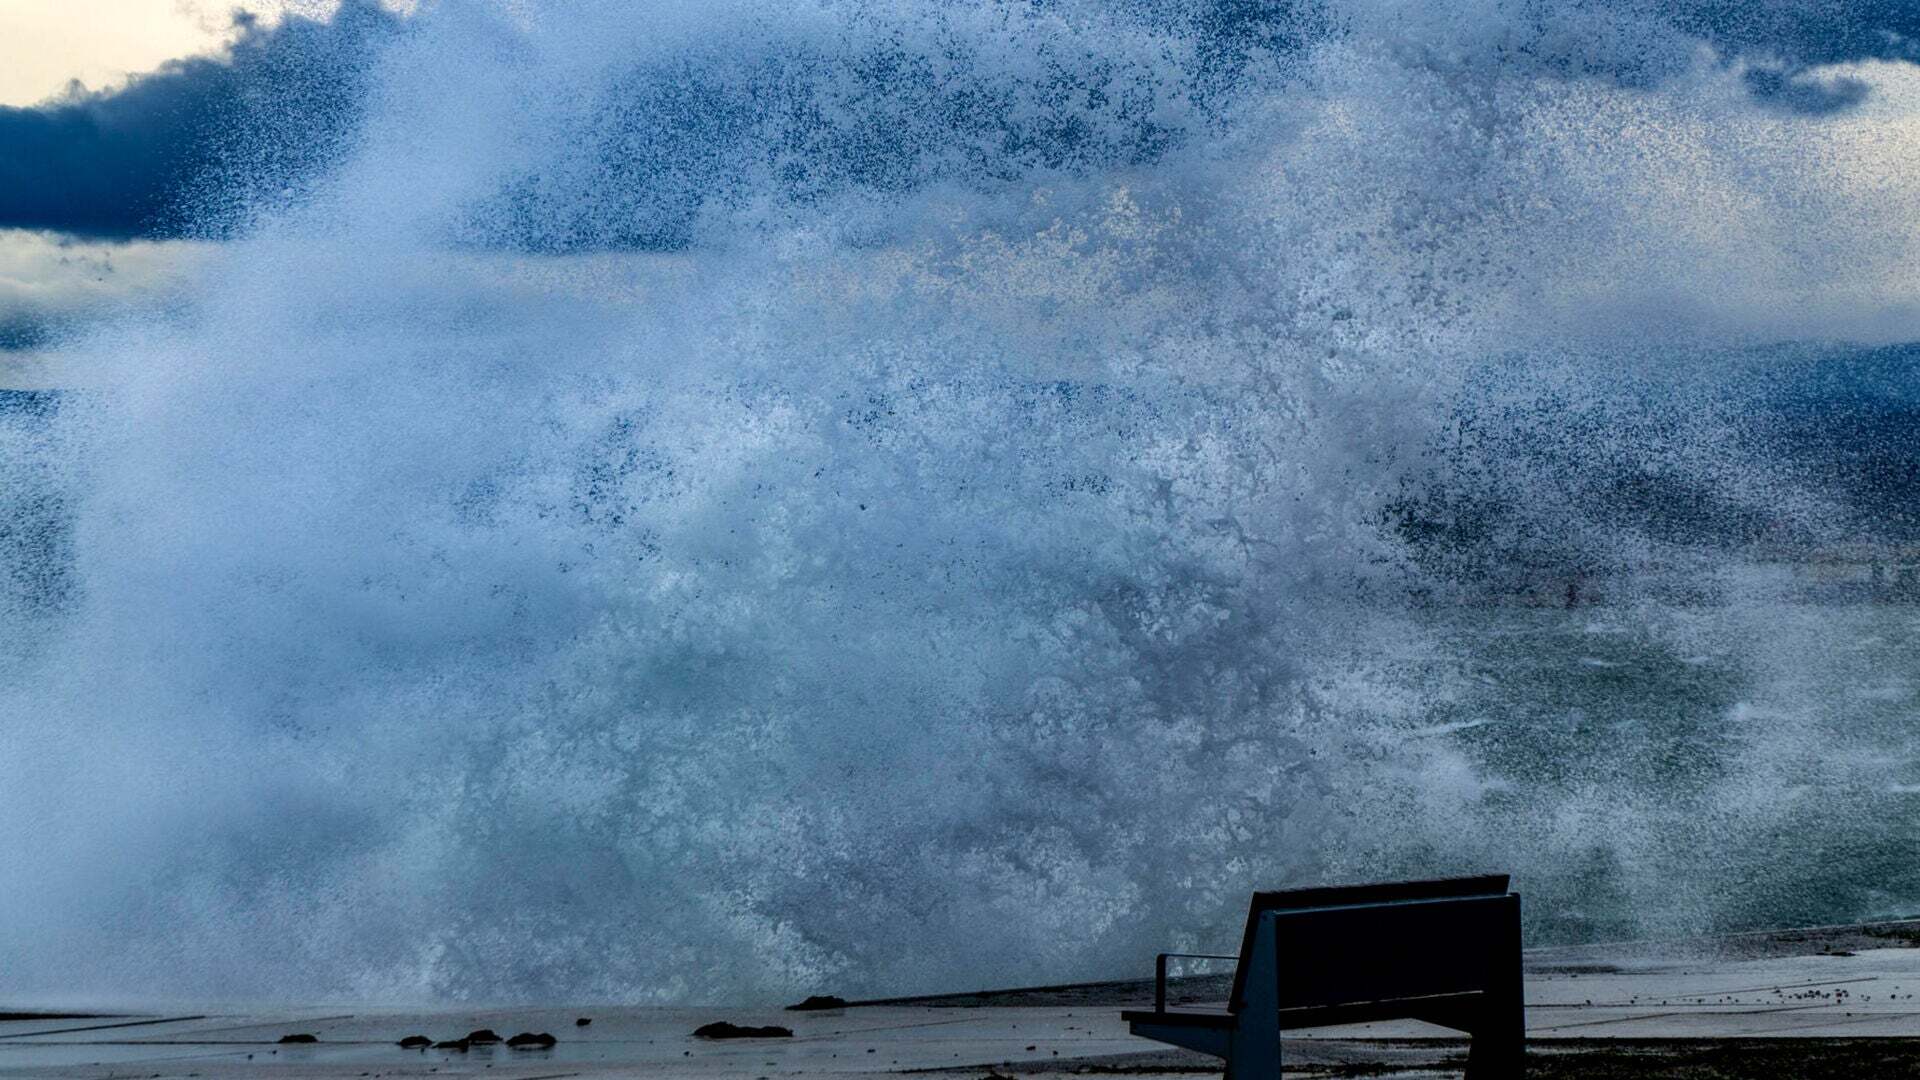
xmin=1465 ymin=895 xmax=1526 ymax=1079
xmin=1224 ymin=912 xmax=1281 ymax=1080
xmin=1464 ymin=1016 xmax=1522 ymax=1079
xmin=1224 ymin=1022 xmax=1279 ymax=1080
xmin=1228 ymin=1014 xmax=1274 ymax=1076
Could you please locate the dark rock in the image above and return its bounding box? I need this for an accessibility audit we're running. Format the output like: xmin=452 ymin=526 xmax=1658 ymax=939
xmin=507 ymin=1031 xmax=557 ymax=1048
xmin=692 ymin=1021 xmax=794 ymax=1039
xmin=397 ymin=1035 xmax=433 ymax=1049
xmin=464 ymin=1028 xmax=503 ymax=1044
xmin=785 ymin=995 xmax=849 ymax=1011
xmin=433 ymin=1038 xmax=469 ymax=1050
xmin=575 ymin=1017 xmax=592 ymax=1026
xmin=277 ymin=1034 xmax=318 ymax=1044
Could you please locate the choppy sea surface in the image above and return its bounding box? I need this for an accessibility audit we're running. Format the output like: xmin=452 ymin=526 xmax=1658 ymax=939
xmin=1342 ymin=601 xmax=1920 ymax=946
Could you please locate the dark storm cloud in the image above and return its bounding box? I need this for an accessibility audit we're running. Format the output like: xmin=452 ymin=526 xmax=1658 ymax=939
xmin=1668 ymin=1 xmax=1920 ymax=114
xmin=1344 ymin=1 xmax=1920 ymax=113
xmin=0 ymin=1 xmax=400 ymax=240
xmin=1743 ymin=68 xmax=1871 ymax=115
xmin=1670 ymin=1 xmax=1920 ymax=68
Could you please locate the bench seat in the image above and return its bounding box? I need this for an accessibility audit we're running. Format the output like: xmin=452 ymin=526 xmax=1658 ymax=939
xmin=1123 ymin=990 xmax=1490 ymax=1032
xmin=1119 ymin=1005 xmax=1233 ymax=1027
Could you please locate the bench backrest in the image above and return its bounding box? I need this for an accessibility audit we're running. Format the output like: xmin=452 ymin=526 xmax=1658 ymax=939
xmin=1228 ymin=874 xmax=1514 ymax=1012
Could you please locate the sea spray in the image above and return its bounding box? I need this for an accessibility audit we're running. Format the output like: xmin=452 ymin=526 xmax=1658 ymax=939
xmin=4 ymin=0 xmax=1920 ymax=1002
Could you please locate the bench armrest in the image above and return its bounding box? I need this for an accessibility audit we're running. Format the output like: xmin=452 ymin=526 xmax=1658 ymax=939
xmin=1154 ymin=953 xmax=1240 ymax=1012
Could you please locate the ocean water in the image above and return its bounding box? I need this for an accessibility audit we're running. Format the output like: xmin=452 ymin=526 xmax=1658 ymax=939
xmin=1346 ymin=602 xmax=1920 ymax=945
xmin=5 ymin=0 xmax=1920 ymax=1004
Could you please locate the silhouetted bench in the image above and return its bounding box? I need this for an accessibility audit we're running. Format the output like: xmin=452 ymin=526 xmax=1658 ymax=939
xmin=1121 ymin=875 xmax=1523 ymax=1079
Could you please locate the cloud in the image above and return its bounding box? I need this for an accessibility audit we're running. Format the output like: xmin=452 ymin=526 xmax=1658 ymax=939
xmin=0 ymin=1 xmax=401 ymax=240
xmin=1744 ymin=68 xmax=1872 ymax=115
xmin=1326 ymin=1 xmax=1920 ymax=112
xmin=1668 ymin=1 xmax=1920 ymax=114
xmin=1670 ymin=1 xmax=1920 ymax=69
xmin=0 ymin=232 xmax=210 ymax=386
